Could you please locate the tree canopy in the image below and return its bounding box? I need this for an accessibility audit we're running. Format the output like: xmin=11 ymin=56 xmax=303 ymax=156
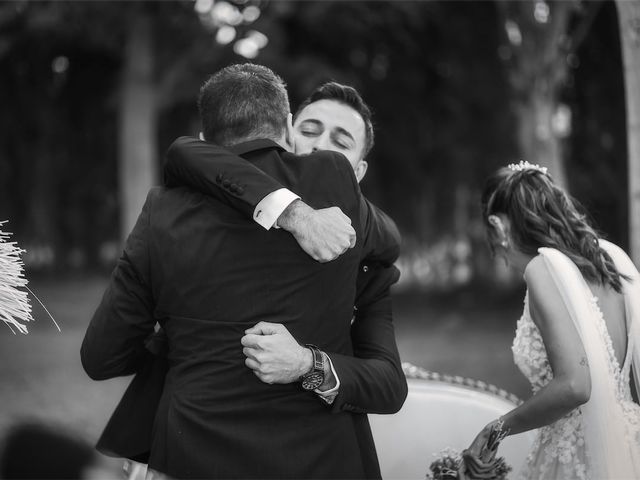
xmin=0 ymin=0 xmax=630 ymax=289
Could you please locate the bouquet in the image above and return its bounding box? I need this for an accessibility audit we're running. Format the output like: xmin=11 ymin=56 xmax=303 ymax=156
xmin=426 ymin=448 xmax=511 ymax=480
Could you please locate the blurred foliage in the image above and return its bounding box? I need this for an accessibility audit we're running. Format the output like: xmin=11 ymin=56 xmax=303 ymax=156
xmin=0 ymin=0 xmax=629 ymax=290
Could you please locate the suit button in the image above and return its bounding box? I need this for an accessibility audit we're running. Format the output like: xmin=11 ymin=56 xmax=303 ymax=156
xmin=222 ymin=179 xmax=231 ymax=188
xmin=362 ymin=265 xmax=369 ymax=273
xmin=236 ymin=186 xmax=244 ymax=195
xmin=216 ymin=174 xmax=223 ymax=184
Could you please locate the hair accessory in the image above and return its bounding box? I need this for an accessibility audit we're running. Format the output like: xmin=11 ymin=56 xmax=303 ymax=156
xmin=507 ymin=161 xmax=548 ymax=175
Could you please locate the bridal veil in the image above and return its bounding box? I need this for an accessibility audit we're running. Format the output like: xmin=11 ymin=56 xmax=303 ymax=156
xmin=538 ymin=240 xmax=640 ymax=479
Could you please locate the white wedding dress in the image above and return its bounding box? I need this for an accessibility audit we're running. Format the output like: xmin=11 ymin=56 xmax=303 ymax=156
xmin=512 ymin=241 xmax=640 ymax=480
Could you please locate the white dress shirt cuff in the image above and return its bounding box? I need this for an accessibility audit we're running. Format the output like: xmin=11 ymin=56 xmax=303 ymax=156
xmin=315 ymin=353 xmax=340 ymax=404
xmin=253 ymin=188 xmax=300 ymax=230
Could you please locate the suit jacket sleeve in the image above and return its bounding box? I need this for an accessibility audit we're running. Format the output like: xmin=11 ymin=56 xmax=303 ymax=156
xmin=326 ymin=265 xmax=407 ymax=414
xmin=359 ymin=195 xmax=401 ymax=267
xmin=165 ymin=136 xmax=401 ymax=265
xmin=164 ymin=136 xmax=284 ymax=217
xmin=80 ymin=189 xmax=158 ymax=381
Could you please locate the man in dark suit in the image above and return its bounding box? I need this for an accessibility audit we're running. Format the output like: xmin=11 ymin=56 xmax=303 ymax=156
xmin=163 ymin=83 xmax=406 ymax=416
xmin=81 ymin=64 xmax=402 ymax=479
xmin=95 ymin=82 xmax=408 ymax=475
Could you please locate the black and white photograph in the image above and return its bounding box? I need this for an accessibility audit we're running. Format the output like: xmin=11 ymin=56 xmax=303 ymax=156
xmin=1 ymin=0 xmax=640 ymax=478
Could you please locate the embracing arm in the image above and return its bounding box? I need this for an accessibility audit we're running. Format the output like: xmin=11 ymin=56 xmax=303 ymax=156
xmin=165 ymin=137 xmax=354 ymax=262
xmin=326 ymin=265 xmax=407 ymax=414
xmin=240 ymin=266 xmax=407 ymax=414
xmin=165 ymin=136 xmax=286 ymax=220
xmin=80 ymin=190 xmax=158 ymax=381
xmin=472 ymin=255 xmax=591 ymax=450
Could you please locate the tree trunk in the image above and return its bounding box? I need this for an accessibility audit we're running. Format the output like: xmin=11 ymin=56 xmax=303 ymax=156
xmin=497 ymin=1 xmax=582 ymax=187
xmin=514 ymin=85 xmax=566 ymax=184
xmin=616 ymin=0 xmax=640 ymax=265
xmin=118 ymin=13 xmax=157 ymax=240
xmin=27 ymin=137 xmax=58 ymax=268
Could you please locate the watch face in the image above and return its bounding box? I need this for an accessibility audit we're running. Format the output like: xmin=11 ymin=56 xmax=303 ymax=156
xmin=301 ymin=372 xmax=324 ymax=390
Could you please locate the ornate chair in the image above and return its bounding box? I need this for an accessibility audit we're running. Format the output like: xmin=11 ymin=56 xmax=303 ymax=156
xmin=368 ymin=363 xmax=536 ymax=479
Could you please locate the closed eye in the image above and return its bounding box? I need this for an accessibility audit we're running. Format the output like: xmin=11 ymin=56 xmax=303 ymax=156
xmin=331 ymin=131 xmax=354 ymax=150
xmin=300 ymin=129 xmax=320 ymax=137
xmin=297 ymin=120 xmax=323 ymax=137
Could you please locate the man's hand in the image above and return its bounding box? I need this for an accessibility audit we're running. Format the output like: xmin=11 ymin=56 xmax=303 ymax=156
xmin=276 ymin=199 xmax=356 ymax=263
xmin=241 ymin=322 xmax=312 ymax=384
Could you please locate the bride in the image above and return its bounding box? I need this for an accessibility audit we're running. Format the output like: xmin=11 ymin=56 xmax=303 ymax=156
xmin=467 ymin=161 xmax=640 ymax=479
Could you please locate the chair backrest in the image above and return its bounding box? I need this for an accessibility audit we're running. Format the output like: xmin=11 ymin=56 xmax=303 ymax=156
xmin=368 ymin=366 xmax=536 ymax=479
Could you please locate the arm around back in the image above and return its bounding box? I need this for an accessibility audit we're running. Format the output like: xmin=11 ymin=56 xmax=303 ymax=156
xmin=165 ymin=138 xmax=400 ymax=264
xmin=327 ymin=266 xmax=407 ymax=414
xmin=164 ymin=136 xmax=284 ymax=216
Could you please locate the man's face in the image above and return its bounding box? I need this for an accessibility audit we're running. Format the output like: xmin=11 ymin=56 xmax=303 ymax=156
xmin=293 ymin=99 xmax=368 ymax=181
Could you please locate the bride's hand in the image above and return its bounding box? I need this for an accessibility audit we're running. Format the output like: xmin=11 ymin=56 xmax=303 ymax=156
xmin=468 ymin=420 xmax=499 ymax=462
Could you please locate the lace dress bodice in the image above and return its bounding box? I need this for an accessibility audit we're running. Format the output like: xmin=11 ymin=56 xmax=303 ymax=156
xmin=512 ymin=291 xmax=640 ymax=480
xmin=512 ymin=292 xmax=553 ymax=395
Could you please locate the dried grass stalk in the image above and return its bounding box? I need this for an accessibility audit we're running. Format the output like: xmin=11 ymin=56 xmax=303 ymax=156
xmin=0 ymin=221 xmax=32 ymax=334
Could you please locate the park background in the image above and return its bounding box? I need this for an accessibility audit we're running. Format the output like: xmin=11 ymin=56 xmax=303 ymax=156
xmin=1 ymin=0 xmax=639 ymax=451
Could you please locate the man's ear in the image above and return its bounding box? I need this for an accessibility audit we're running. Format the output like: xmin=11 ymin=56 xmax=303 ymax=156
xmin=354 ymin=160 xmax=368 ymax=183
xmin=284 ymin=113 xmax=295 ymax=151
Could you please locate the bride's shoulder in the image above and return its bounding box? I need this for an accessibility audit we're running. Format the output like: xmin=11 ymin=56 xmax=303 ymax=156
xmin=523 ymin=254 xmax=559 ymax=300
xmin=523 ymin=253 xmax=572 ymax=326
xmin=523 ymin=253 xmax=548 ymax=283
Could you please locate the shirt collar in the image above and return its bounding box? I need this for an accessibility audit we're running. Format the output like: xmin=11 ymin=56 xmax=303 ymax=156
xmin=228 ymin=139 xmax=286 ymax=156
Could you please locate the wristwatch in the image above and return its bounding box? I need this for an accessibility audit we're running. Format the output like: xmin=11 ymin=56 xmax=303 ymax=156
xmin=300 ymin=344 xmax=325 ymax=390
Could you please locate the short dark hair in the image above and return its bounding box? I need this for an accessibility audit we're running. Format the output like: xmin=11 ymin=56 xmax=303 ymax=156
xmin=198 ymin=63 xmax=290 ymax=146
xmin=295 ymin=82 xmax=375 ymax=158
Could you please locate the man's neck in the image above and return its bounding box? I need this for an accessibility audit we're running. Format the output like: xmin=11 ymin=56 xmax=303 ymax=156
xmin=222 ymin=135 xmax=291 ymax=152
xmin=260 ymin=134 xmax=290 ymax=152
xmin=274 ymin=136 xmax=292 ymax=152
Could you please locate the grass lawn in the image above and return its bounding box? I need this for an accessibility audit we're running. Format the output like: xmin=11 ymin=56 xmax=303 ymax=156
xmin=0 ymin=276 xmax=532 ymax=445
xmin=0 ymin=277 xmax=129 ymax=442
xmin=393 ymin=289 xmax=531 ymax=400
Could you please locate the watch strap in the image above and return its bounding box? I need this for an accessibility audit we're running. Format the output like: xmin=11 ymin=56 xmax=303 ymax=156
xmin=306 ymin=344 xmax=323 ymax=372
xmin=300 ymin=344 xmax=325 ymax=390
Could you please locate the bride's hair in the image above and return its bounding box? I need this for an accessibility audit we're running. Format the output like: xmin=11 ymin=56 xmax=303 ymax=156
xmin=481 ymin=166 xmax=628 ymax=292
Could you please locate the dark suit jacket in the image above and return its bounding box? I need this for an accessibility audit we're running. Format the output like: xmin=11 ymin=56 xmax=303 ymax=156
xmin=163 ymin=137 xmax=406 ymax=415
xmin=82 ymin=140 xmax=395 ymax=479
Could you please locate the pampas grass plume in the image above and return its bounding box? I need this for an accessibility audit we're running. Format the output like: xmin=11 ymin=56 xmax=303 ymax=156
xmin=0 ymin=221 xmax=33 ymax=334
